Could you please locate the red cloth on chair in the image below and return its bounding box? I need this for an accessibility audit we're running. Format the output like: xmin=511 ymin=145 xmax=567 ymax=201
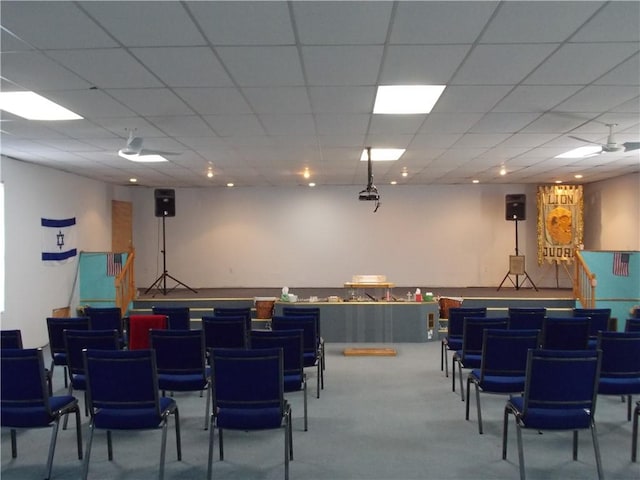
xmin=128 ymin=315 xmax=167 ymax=350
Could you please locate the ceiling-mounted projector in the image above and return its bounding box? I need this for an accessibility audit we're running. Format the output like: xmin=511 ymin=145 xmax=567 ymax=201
xmin=359 ymin=189 xmax=379 ymax=201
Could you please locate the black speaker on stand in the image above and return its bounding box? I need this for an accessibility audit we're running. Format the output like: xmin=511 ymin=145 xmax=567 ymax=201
xmin=498 ymin=194 xmax=538 ymax=291
xmin=145 ymin=189 xmax=197 ymax=296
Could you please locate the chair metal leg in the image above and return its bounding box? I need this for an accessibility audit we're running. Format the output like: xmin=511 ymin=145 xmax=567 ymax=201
xmin=218 ymin=428 xmax=224 ymax=460
xmin=107 ymin=430 xmax=113 ymax=461
xmin=475 ymin=382 xmax=483 ymax=434
xmin=284 ymin=410 xmax=290 ymax=480
xmin=159 ymin=421 xmax=168 ymax=480
xmin=316 ymin=363 xmax=321 ymax=399
xmin=74 ymin=407 xmax=83 ymax=460
xmin=45 ymin=420 xmax=61 ymax=480
xmin=10 ymin=429 xmax=17 ymax=458
xmin=572 ymin=430 xmax=578 ymax=460
xmin=516 ymin=424 xmax=526 ymax=480
xmin=591 ymin=422 xmax=604 ymax=480
xmin=204 ymin=383 xmax=212 ymax=430
xmin=303 ymin=378 xmax=308 ymax=432
xmin=444 ymin=349 xmax=449 ymax=377
xmin=207 ymin=418 xmax=215 ymax=480
xmin=465 ymin=377 xmax=472 ymax=419
xmin=502 ymin=408 xmax=510 ymax=460
xmin=440 ymin=341 xmax=445 ymax=372
xmin=452 ymin=357 xmax=456 ymax=392
xmin=458 ymin=363 xmax=465 ymax=401
xmin=173 ymin=408 xmax=182 ymax=461
xmin=82 ymin=423 xmax=95 ymax=480
xmin=632 ymin=403 xmax=639 ymax=462
xmin=627 ymin=395 xmax=632 ymax=421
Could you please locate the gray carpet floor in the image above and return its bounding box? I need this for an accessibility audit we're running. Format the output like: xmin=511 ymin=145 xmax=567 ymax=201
xmin=2 ymin=341 xmax=638 ymax=480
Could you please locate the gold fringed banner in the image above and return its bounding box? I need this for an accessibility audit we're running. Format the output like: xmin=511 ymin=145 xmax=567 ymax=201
xmin=537 ymin=185 xmax=583 ymax=265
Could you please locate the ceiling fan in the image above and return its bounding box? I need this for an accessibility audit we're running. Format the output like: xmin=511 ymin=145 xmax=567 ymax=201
xmin=118 ymin=130 xmax=180 ymax=162
xmin=569 ymin=123 xmax=640 ymax=153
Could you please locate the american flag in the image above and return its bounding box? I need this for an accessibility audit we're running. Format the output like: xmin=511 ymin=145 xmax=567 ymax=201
xmin=106 ymin=253 xmax=123 ymax=277
xmin=613 ymin=252 xmax=629 ymax=276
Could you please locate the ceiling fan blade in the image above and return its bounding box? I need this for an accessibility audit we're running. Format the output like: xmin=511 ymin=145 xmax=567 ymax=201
xmin=568 ymin=135 xmax=601 ymax=146
xmin=623 ymin=142 xmax=640 ymax=152
xmin=139 ymin=149 xmax=180 ymax=156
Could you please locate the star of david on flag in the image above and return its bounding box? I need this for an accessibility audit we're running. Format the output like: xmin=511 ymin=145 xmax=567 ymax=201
xmin=41 ymin=217 xmax=77 ymax=264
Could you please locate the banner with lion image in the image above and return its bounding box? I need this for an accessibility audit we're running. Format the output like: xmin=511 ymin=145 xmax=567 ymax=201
xmin=537 ymin=185 xmax=583 ymax=265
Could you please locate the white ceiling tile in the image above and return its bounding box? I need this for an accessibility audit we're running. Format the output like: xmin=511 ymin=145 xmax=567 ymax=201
xmin=2 ymin=1 xmax=118 ymax=49
xmin=174 ymin=88 xmax=252 ymax=115
xmin=380 ymin=45 xmax=471 ymax=84
xmin=46 ymin=90 xmax=137 ymax=119
xmin=106 ymin=89 xmax=193 ymax=116
xmin=315 ymin=114 xmax=370 ymax=136
xmin=216 ymin=46 xmax=304 ymax=87
xmin=80 ymin=1 xmax=206 ymax=47
xmin=302 ymin=46 xmax=384 ymax=86
xmin=390 ymin=2 xmax=498 ymax=44
xmin=492 ymin=86 xmax=584 ymax=113
xmin=434 ymin=86 xmax=513 ymax=113
xmin=47 ymin=49 xmax=163 ymax=89
xmin=419 ymin=113 xmax=484 ymax=134
xmin=1 ymin=51 xmax=92 ymax=91
xmin=525 ymin=43 xmax=640 ymax=85
xmin=187 ymin=1 xmax=294 ymax=46
xmin=453 ymin=133 xmax=511 ymax=148
xmin=308 ymin=87 xmax=375 ymax=113
xmin=554 ymin=86 xmax=640 ymax=113
xmin=259 ymin=114 xmax=316 ymax=136
xmin=594 ymin=54 xmax=640 ymax=86
xmin=480 ymin=2 xmax=603 ymax=43
xmin=452 ymin=44 xmax=559 ymax=85
xmin=470 ymin=113 xmax=541 ymax=133
xmin=369 ymin=115 xmax=425 ymax=135
xmin=570 ymin=1 xmax=640 ymax=42
xmin=204 ymin=115 xmax=265 ymax=137
xmin=147 ymin=115 xmax=215 ymax=137
xmin=131 ymin=47 xmax=233 ymax=87
xmin=243 ymin=87 xmax=311 ymax=114
xmin=293 ymin=2 xmax=392 ymax=45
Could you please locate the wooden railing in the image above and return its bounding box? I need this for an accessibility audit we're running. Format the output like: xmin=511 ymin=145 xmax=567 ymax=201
xmin=574 ymin=249 xmax=596 ymax=308
xmin=115 ymin=248 xmax=136 ymax=317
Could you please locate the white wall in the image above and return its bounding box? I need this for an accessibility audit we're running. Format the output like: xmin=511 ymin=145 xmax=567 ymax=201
xmin=0 ymin=157 xmax=130 ymax=347
xmin=3 ymin=154 xmax=637 ymax=347
xmin=131 ymin=183 xmax=552 ymax=289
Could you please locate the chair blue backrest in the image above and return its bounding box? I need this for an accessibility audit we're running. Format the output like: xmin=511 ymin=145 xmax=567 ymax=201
xmin=271 ymin=315 xmax=318 ymax=365
xmin=202 ymin=315 xmax=248 ymax=349
xmin=447 ymin=307 xmax=487 ymax=339
xmin=47 ymin=317 xmax=90 ymax=359
xmin=1 ymin=347 xmax=82 ymax=479
xmin=86 ymin=307 xmax=122 ymax=332
xmin=542 ymin=316 xmax=591 ymax=350
xmin=508 ymin=307 xmax=546 ymax=331
xmin=64 ymin=329 xmax=120 ymax=391
xmin=282 ymin=306 xmax=321 ymax=336
xmin=251 ymin=329 xmax=304 ymax=388
xmin=460 ymin=317 xmax=510 ymax=359
xmin=479 ymin=328 xmax=541 ymax=382
xmin=150 ymin=329 xmax=208 ymax=379
xmin=1 ymin=329 xmax=23 ymax=349
xmin=625 ymin=318 xmax=640 ymax=332
xmin=213 ymin=307 xmax=252 ymax=333
xmin=574 ymin=308 xmax=611 ymax=337
xmin=152 ymin=306 xmax=191 ymax=330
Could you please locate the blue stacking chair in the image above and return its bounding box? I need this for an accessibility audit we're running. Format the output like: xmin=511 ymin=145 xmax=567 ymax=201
xmin=46 ymin=316 xmax=89 ymax=388
xmin=85 ymin=306 xmax=125 ymax=345
xmin=441 ymin=307 xmax=487 ymax=377
xmin=251 ymin=329 xmax=307 ymax=431
xmin=202 ymin=315 xmax=248 ymax=350
xmin=272 ymin=314 xmax=323 ymax=398
xmin=282 ymin=306 xmax=325 ymax=371
xmin=466 ymin=328 xmax=541 ymax=434
xmin=149 ymin=329 xmax=212 ymax=429
xmin=452 ymin=316 xmax=509 ymax=399
xmin=82 ymin=349 xmax=182 ymax=480
xmin=1 ymin=329 xmax=23 ymax=349
xmin=508 ymin=307 xmax=546 ymax=330
xmin=1 ymin=347 xmax=83 ymax=480
xmin=502 ymin=349 xmax=603 ymax=480
xmin=63 ymin=329 xmax=120 ymax=426
xmin=541 ymin=316 xmax=590 ymax=350
xmin=596 ymin=331 xmax=640 ymax=420
xmin=208 ymin=348 xmax=292 ymax=480
xmin=213 ymin=307 xmax=252 ymax=337
xmin=152 ymin=306 xmax=191 ymax=330
xmin=574 ymin=308 xmax=611 ymax=348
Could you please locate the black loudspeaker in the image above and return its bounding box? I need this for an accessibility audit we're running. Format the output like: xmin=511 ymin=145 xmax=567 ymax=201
xmin=505 ymin=194 xmax=526 ymax=221
xmin=154 ymin=189 xmax=175 ymax=217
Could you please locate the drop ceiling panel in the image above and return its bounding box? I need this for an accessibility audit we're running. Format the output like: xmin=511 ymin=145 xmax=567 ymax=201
xmin=570 ymin=1 xmax=640 ymax=42
xmin=302 ymin=46 xmax=384 ymax=86
xmin=243 ymin=87 xmax=311 ymax=114
xmin=1 ymin=51 xmax=91 ymax=91
xmin=204 ymin=115 xmax=265 ymax=137
xmin=380 ymin=45 xmax=471 ymax=84
xmin=216 ymin=46 xmax=304 ymax=87
xmin=106 ymin=89 xmax=193 ymax=117
xmin=174 ymin=88 xmax=252 ymax=115
xmin=308 ymin=87 xmax=375 ymax=113
xmin=492 ymin=86 xmax=584 ymax=113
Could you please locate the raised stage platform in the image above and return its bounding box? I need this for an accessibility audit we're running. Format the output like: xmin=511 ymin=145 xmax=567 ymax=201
xmin=131 ymin=286 xmax=576 ymax=343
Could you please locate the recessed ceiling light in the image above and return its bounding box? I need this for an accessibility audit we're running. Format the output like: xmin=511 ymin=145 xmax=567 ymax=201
xmin=308 ymin=182 xmax=316 ymax=187
xmin=472 ymin=179 xmax=480 ymax=184
xmin=401 ymin=168 xmax=408 ymax=177
xmin=555 ymin=146 xmax=602 ymax=158
xmin=207 ymin=169 xmax=214 ymax=178
xmin=555 ymin=180 xmax=563 ymax=184
xmin=574 ymin=174 xmax=583 ymax=179
xmin=118 ymin=151 xmax=168 ymax=163
xmin=129 ymin=178 xmax=137 ymax=183
xmin=0 ymin=91 xmax=83 ymax=120
xmin=373 ymin=85 xmax=446 ymax=114
xmin=226 ymin=183 xmax=234 ymax=187
xmin=360 ymin=148 xmax=405 ymax=161
xmin=303 ymin=168 xmax=310 ymax=179
xmin=499 ymin=166 xmax=507 ymax=176
xmin=390 ymin=180 xmax=398 ymax=185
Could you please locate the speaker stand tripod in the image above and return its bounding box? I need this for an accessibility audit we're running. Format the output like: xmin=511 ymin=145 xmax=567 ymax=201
xmin=144 ymin=215 xmax=197 ymax=296
xmin=497 ymin=219 xmax=538 ymax=291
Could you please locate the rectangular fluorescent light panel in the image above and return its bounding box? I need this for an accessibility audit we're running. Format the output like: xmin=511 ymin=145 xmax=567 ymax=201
xmin=360 ymin=148 xmax=405 ymax=161
xmin=118 ymin=151 xmax=168 ymax=163
xmin=0 ymin=91 xmax=82 ymax=120
xmin=373 ymin=85 xmax=446 ymax=114
xmin=555 ymin=145 xmax=602 ymax=158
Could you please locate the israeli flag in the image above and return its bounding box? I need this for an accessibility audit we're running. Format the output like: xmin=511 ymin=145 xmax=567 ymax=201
xmin=41 ymin=217 xmax=77 ymax=263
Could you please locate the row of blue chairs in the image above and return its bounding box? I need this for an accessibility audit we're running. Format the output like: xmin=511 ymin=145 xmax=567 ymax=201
xmin=1 ymin=329 xmax=301 ymax=480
